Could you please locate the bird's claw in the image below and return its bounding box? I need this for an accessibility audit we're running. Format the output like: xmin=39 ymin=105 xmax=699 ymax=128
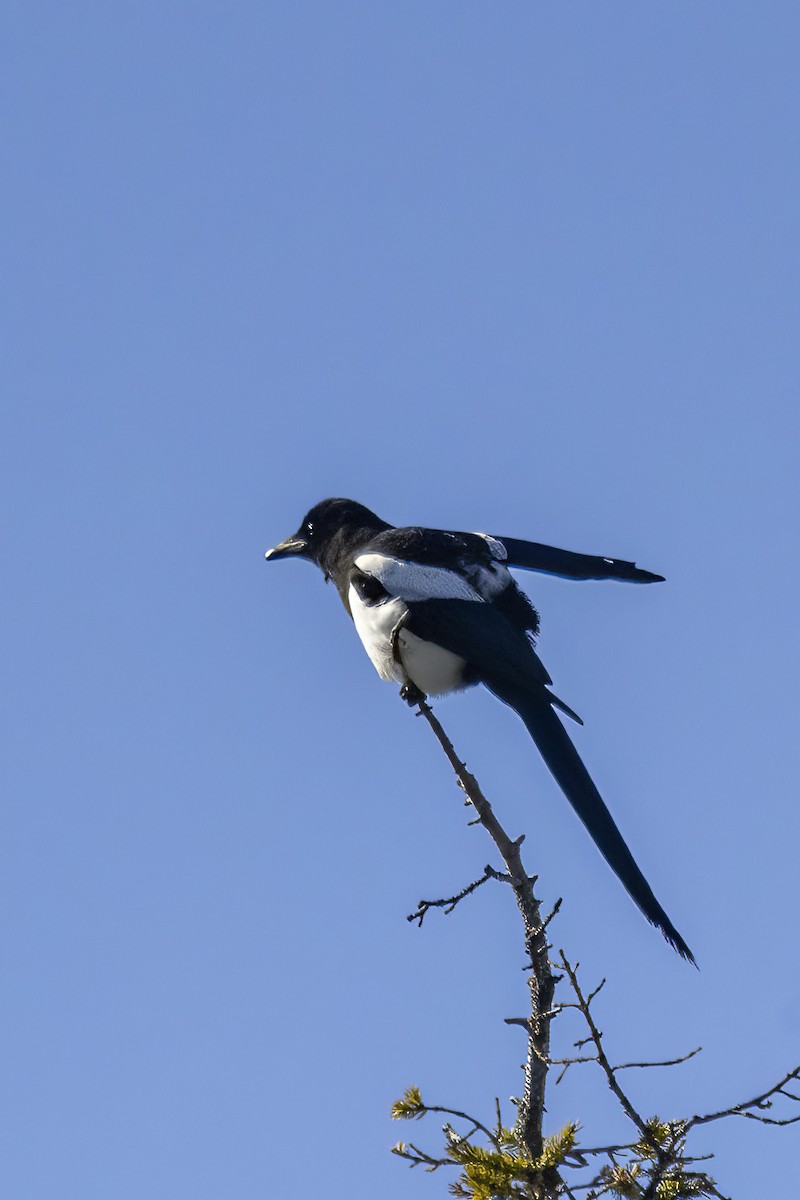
xmin=400 ymin=682 xmax=427 ymax=707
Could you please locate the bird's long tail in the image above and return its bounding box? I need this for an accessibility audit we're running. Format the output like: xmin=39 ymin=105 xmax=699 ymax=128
xmin=490 ymin=683 xmax=695 ymax=963
xmin=497 ymin=536 xmax=665 ymax=584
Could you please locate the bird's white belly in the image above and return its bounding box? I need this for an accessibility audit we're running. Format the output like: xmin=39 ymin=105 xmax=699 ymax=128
xmin=348 ymin=584 xmax=468 ymax=695
xmin=396 ymin=630 xmax=468 ymax=696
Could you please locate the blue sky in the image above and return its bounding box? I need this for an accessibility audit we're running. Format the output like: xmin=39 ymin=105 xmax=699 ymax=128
xmin=3 ymin=3 xmax=799 ymax=1196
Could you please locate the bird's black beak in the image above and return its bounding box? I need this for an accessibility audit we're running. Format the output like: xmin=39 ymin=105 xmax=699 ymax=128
xmin=264 ymin=533 xmax=309 ymax=562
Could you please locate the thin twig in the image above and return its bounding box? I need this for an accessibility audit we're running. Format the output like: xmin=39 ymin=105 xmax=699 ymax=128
xmin=686 ymin=1066 xmax=800 ymax=1130
xmin=419 ymin=1104 xmax=499 ymax=1149
xmin=407 ymin=866 xmax=496 ymax=926
xmin=558 ymin=953 xmax=650 ymax=1141
xmin=614 ymin=1047 xmax=702 ymax=1072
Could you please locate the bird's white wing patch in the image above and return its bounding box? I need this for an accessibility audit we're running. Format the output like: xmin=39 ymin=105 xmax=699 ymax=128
xmin=474 ymin=532 xmax=507 ymax=561
xmin=354 ymin=553 xmax=482 ymax=602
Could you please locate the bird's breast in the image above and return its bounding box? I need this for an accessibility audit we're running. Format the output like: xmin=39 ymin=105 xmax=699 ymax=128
xmin=348 ymin=583 xmax=470 ymax=695
xmin=348 ymin=586 xmax=407 ymax=683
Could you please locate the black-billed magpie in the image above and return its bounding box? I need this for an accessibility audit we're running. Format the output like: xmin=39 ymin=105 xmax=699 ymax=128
xmin=265 ymin=498 xmax=693 ymax=963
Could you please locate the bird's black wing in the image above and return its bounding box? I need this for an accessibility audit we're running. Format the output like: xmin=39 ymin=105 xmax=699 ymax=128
xmin=403 ymin=598 xmax=694 ymax=962
xmin=496 ymin=536 xmax=665 ymax=584
xmin=368 ymin=525 xmax=494 ymax=569
xmin=403 ymin=598 xmax=578 ymax=719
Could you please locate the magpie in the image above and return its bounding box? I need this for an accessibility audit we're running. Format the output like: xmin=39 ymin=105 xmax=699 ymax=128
xmin=265 ymin=498 xmax=693 ymax=962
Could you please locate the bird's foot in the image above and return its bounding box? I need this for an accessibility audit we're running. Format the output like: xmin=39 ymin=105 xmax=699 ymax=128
xmin=400 ymin=682 xmax=427 ymax=708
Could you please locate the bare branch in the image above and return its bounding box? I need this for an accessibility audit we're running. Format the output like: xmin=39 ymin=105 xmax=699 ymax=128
xmin=391 ymin=1141 xmax=450 ymax=1170
xmin=412 ymin=695 xmax=559 ymax=1162
xmin=563 ymin=1142 xmax=639 ymax=1161
xmin=418 ymin=1103 xmax=499 ymax=1148
xmin=614 ymin=1047 xmax=702 ymax=1072
xmin=584 ymin=978 xmax=606 ymax=1007
xmin=406 ymin=866 xmax=496 ymax=926
xmin=558 ymin=952 xmax=651 ymax=1141
xmin=687 ymin=1066 xmax=800 ymax=1130
xmin=541 ymin=897 xmax=563 ymax=932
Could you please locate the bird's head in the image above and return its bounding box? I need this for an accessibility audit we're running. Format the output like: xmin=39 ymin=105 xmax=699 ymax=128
xmin=265 ymin=498 xmax=390 ymax=572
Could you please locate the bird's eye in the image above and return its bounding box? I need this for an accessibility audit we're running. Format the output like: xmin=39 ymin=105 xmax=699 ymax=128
xmin=306 ymin=521 xmax=314 ymax=534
